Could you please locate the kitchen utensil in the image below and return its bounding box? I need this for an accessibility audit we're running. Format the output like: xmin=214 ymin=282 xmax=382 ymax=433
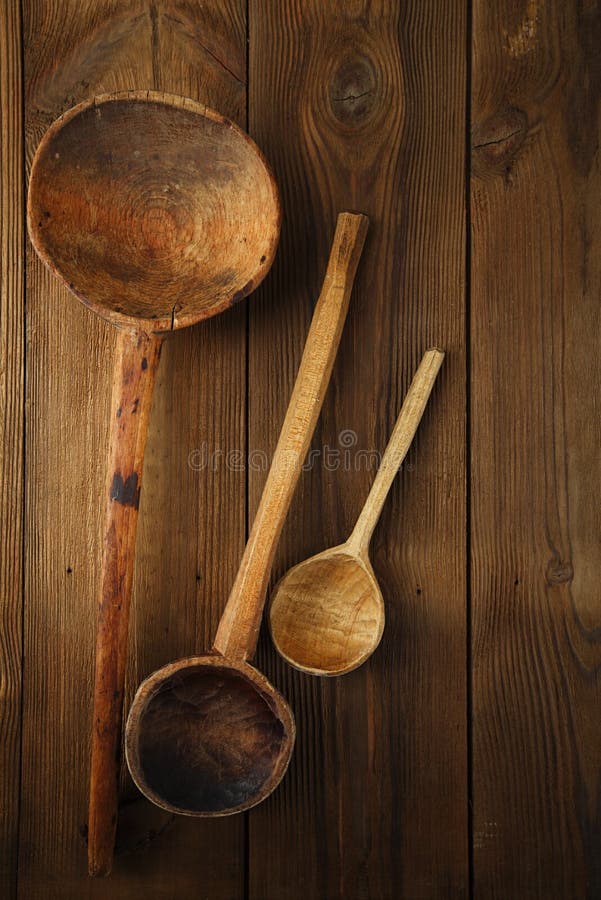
xmin=27 ymin=89 xmax=280 ymax=875
xmin=268 ymin=348 xmax=444 ymax=676
xmin=125 ymin=212 xmax=369 ymax=816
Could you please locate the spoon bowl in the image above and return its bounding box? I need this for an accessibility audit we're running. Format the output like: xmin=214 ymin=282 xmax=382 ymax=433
xmin=28 ymin=90 xmax=279 ymax=330
xmin=126 ymin=655 xmax=294 ymax=815
xmin=269 ymin=548 xmax=384 ymax=676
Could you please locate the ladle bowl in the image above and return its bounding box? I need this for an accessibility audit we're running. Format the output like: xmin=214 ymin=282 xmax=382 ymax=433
xmin=126 ymin=655 xmax=294 ymax=815
xmin=28 ymin=90 xmax=280 ymax=330
xmin=27 ymin=90 xmax=280 ymax=875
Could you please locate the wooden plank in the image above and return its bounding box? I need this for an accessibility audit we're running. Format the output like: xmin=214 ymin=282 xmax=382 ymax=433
xmin=471 ymin=1 xmax=601 ymax=896
xmin=248 ymin=1 xmax=468 ymax=897
xmin=0 ymin=1 xmax=24 ymax=896
xmin=20 ymin=1 xmax=247 ymax=895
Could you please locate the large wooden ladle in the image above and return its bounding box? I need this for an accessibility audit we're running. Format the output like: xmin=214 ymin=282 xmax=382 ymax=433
xmin=27 ymin=90 xmax=280 ymax=876
xmin=125 ymin=212 xmax=369 ymax=817
xmin=268 ymin=348 xmax=444 ymax=676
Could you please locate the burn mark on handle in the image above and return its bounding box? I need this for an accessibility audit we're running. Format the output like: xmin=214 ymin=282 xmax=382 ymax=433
xmin=110 ymin=472 xmax=140 ymax=508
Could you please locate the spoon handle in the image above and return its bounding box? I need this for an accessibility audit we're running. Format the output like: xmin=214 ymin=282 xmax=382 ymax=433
xmin=88 ymin=328 xmax=162 ymax=877
xmin=347 ymin=348 xmax=444 ymax=556
xmin=213 ymin=212 xmax=369 ymax=662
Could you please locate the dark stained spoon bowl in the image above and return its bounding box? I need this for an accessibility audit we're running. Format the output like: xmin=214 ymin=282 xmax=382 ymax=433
xmin=126 ymin=655 xmax=295 ymax=815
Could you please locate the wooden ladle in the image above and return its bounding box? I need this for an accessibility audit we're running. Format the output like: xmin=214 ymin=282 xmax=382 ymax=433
xmin=125 ymin=212 xmax=369 ymax=817
xmin=268 ymin=348 xmax=444 ymax=676
xmin=27 ymin=90 xmax=280 ymax=876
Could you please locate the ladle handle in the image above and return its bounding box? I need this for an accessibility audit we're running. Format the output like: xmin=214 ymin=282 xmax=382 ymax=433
xmin=213 ymin=212 xmax=369 ymax=662
xmin=347 ymin=348 xmax=444 ymax=556
xmin=88 ymin=328 xmax=162 ymax=877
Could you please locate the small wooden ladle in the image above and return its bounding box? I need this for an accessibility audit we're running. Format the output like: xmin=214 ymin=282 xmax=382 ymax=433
xmin=27 ymin=90 xmax=280 ymax=875
xmin=268 ymin=348 xmax=444 ymax=676
xmin=125 ymin=212 xmax=369 ymax=817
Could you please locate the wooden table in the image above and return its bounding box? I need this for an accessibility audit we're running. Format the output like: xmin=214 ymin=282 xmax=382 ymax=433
xmin=1 ymin=1 xmax=599 ymax=897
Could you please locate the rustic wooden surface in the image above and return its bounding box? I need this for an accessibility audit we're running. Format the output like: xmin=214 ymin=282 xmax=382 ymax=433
xmin=471 ymin=1 xmax=601 ymax=897
xmin=0 ymin=1 xmax=24 ymax=894
xmin=0 ymin=0 xmax=599 ymax=897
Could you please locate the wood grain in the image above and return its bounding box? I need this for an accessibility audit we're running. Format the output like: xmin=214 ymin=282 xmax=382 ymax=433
xmin=20 ymin=1 xmax=248 ymax=895
xmin=0 ymin=1 xmax=24 ymax=895
xmin=248 ymin=1 xmax=467 ymax=897
xmin=471 ymin=0 xmax=601 ymax=896
xmin=347 ymin=349 xmax=445 ymax=556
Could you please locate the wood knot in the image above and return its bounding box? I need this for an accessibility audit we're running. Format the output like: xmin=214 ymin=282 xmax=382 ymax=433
xmin=546 ymin=560 xmax=574 ymax=586
xmin=471 ymin=108 xmax=528 ymax=177
xmin=328 ymin=55 xmax=378 ymax=128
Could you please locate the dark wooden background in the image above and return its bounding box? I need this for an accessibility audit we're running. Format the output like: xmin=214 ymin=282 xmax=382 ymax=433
xmin=1 ymin=1 xmax=599 ymax=897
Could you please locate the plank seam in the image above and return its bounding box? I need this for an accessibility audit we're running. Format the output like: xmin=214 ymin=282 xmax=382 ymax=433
xmin=244 ymin=2 xmax=251 ymax=899
xmin=16 ymin=0 xmax=26 ymax=896
xmin=465 ymin=0 xmax=474 ymax=898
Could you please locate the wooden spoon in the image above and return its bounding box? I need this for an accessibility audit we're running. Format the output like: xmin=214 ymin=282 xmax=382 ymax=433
xmin=268 ymin=348 xmax=444 ymax=676
xmin=125 ymin=212 xmax=369 ymax=817
xmin=27 ymin=90 xmax=280 ymax=876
